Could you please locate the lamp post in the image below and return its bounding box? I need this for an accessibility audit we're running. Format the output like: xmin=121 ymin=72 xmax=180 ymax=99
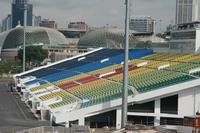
xmin=23 ymin=1 xmax=27 ymax=72
xmin=121 ymin=0 xmax=130 ymax=128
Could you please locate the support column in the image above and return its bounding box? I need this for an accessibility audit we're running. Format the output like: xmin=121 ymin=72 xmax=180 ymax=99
xmin=154 ymin=99 xmax=161 ymax=126
xmin=195 ymin=87 xmax=200 ymax=114
xmin=41 ymin=109 xmax=50 ymax=121
xmin=116 ymin=108 xmax=122 ymax=129
xmin=22 ymin=90 xmax=29 ymax=101
xmin=50 ymin=113 xmax=53 ymax=126
xmin=79 ymin=117 xmax=85 ymax=126
xmin=65 ymin=121 xmax=69 ymax=128
xmin=32 ymin=100 xmax=38 ymax=114
xmin=154 ymin=116 xmax=160 ymax=127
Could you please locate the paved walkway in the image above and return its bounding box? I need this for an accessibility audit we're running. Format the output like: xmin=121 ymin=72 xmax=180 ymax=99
xmin=0 ymin=82 xmax=49 ymax=133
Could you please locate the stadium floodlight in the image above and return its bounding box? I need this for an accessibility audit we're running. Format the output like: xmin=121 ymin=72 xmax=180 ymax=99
xmin=121 ymin=0 xmax=130 ymax=128
xmin=22 ymin=0 xmax=28 ymax=72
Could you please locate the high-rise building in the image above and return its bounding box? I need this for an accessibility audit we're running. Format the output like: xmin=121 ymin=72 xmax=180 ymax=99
xmin=129 ymin=16 xmax=155 ymax=35
xmin=175 ymin=0 xmax=198 ymax=24
xmin=40 ymin=19 xmax=58 ymax=29
xmin=2 ymin=14 xmax=12 ymax=32
xmin=12 ymin=0 xmax=33 ymax=28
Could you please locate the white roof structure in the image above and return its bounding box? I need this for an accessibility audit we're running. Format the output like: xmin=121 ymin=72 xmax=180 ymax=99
xmin=0 ymin=26 xmax=67 ymax=51
xmin=78 ymin=28 xmax=137 ymax=48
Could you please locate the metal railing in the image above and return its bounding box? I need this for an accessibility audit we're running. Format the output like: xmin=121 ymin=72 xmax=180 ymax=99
xmin=16 ymin=126 xmax=91 ymax=133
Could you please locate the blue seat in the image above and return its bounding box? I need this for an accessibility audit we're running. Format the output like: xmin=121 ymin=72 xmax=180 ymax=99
xmin=24 ymin=49 xmax=154 ymax=85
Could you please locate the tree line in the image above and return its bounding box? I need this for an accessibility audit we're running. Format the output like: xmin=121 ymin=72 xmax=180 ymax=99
xmin=0 ymin=46 xmax=48 ymax=75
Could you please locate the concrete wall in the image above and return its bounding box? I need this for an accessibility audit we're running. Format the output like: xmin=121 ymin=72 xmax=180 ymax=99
xmin=178 ymin=87 xmax=195 ymax=116
xmin=195 ymin=30 xmax=200 ymax=52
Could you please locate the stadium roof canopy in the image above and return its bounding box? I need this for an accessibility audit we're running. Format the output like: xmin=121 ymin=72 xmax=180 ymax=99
xmin=0 ymin=26 xmax=67 ymax=51
xmin=78 ymin=28 xmax=137 ymax=48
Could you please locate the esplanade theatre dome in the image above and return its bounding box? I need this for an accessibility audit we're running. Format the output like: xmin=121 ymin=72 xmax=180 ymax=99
xmin=78 ymin=28 xmax=137 ymax=48
xmin=0 ymin=26 xmax=66 ymax=51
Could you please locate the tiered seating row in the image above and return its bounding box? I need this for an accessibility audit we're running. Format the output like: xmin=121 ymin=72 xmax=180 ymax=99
xmin=30 ymin=83 xmax=51 ymax=91
xmin=23 ymin=49 xmax=111 ymax=78
xmin=40 ymin=91 xmax=67 ymax=101
xmin=56 ymin=65 xmax=138 ymax=90
xmin=166 ymin=63 xmax=200 ymax=73
xmin=129 ymin=70 xmax=194 ymax=93
xmin=49 ymin=96 xmax=78 ymax=109
xmin=25 ymin=49 xmax=153 ymax=85
xmin=67 ymin=80 xmax=133 ymax=108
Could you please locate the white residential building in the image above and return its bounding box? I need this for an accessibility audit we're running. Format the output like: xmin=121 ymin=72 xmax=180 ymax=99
xmin=175 ymin=0 xmax=198 ymax=24
xmin=129 ymin=16 xmax=155 ymax=34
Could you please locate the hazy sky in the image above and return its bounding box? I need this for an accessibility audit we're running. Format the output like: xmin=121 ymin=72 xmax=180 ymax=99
xmin=0 ymin=0 xmax=199 ymax=32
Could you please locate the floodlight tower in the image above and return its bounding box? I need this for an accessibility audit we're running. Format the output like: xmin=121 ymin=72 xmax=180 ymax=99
xmin=121 ymin=0 xmax=130 ymax=128
xmin=22 ymin=0 xmax=28 ymax=72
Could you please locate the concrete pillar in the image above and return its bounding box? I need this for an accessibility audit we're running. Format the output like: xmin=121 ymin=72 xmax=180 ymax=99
xmin=195 ymin=87 xmax=200 ymax=113
xmin=154 ymin=116 xmax=160 ymax=127
xmin=178 ymin=89 xmax=195 ymax=116
xmin=41 ymin=109 xmax=50 ymax=121
xmin=23 ymin=91 xmax=29 ymax=101
xmin=154 ymin=99 xmax=161 ymax=126
xmin=65 ymin=121 xmax=70 ymax=128
xmin=79 ymin=117 xmax=85 ymax=126
xmin=116 ymin=108 xmax=122 ymax=129
xmin=50 ymin=113 xmax=53 ymax=126
xmin=32 ymin=101 xmax=38 ymax=113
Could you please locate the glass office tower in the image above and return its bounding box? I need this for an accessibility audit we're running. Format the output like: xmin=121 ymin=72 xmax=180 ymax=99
xmin=12 ymin=0 xmax=33 ymax=28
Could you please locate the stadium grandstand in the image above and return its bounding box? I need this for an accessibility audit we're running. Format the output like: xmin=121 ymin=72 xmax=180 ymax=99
xmin=14 ymin=47 xmax=200 ymax=130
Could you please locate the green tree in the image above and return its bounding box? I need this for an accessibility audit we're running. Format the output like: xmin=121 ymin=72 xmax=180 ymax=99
xmin=18 ymin=46 xmax=48 ymax=66
xmin=0 ymin=60 xmax=22 ymax=75
xmin=135 ymin=41 xmax=152 ymax=49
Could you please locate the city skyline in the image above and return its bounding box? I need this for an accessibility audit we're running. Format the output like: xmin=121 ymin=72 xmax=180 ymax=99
xmin=0 ymin=0 xmax=200 ymax=32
